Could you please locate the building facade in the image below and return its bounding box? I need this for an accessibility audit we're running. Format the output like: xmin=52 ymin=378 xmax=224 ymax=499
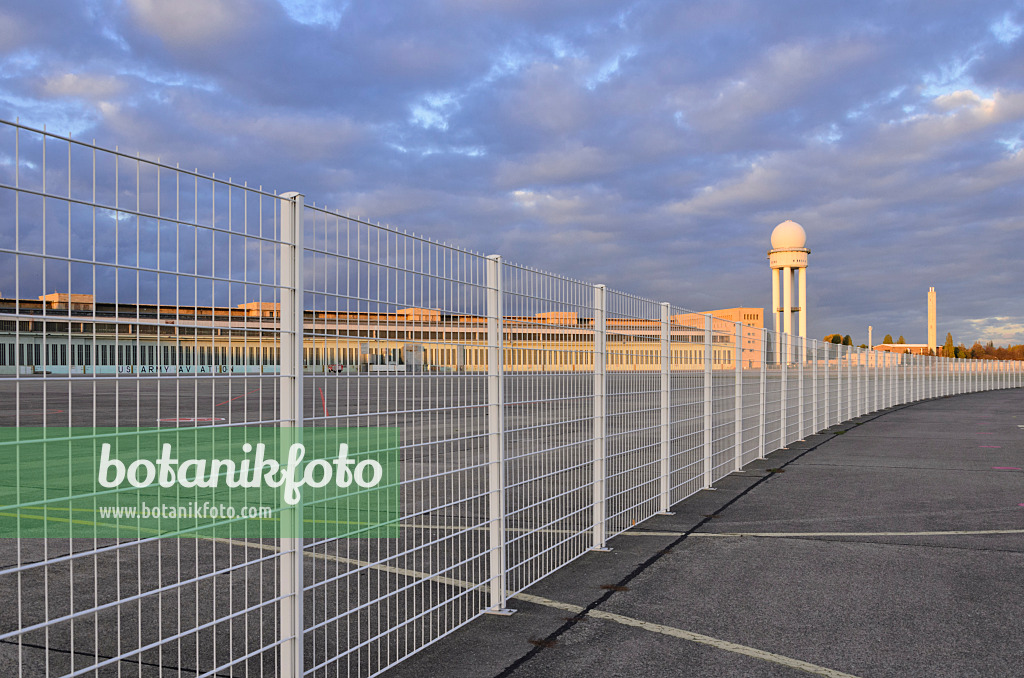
xmin=0 ymin=294 xmax=765 ymax=375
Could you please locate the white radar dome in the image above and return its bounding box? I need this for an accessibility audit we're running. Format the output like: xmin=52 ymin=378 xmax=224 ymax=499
xmin=771 ymin=220 xmax=806 ymax=249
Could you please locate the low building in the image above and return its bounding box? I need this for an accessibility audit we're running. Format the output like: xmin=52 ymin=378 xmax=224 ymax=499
xmin=0 ymin=294 xmax=765 ymax=375
xmin=872 ymin=343 xmax=933 ymax=356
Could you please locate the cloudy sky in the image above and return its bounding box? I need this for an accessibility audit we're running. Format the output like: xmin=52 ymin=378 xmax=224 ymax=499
xmin=2 ymin=0 xmax=1023 ymax=346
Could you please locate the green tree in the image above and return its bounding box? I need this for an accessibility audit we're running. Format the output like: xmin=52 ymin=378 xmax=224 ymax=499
xmin=883 ymin=334 xmax=894 ymax=344
xmin=943 ymin=332 xmax=954 ymax=358
xmin=897 ymin=335 xmax=905 ymax=344
xmin=830 ymin=335 xmax=843 ymax=344
xmin=858 ymin=343 xmax=868 ymax=349
xmin=842 ymin=335 xmax=853 ymax=346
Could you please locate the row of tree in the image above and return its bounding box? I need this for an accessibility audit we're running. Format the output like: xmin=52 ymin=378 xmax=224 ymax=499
xmin=951 ymin=339 xmax=1024 ymax=361
xmin=822 ymin=333 xmax=853 ymax=346
xmin=829 ymin=331 xmax=1024 ymax=360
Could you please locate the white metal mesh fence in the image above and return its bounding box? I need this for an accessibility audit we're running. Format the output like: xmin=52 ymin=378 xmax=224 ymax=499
xmin=2 ymin=119 xmax=1022 ymax=677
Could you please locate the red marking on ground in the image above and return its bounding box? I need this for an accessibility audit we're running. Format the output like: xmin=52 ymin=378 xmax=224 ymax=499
xmin=977 ymin=432 xmax=995 ymax=435
xmin=19 ymin=409 xmax=66 ymax=415
xmin=214 ymin=388 xmax=261 ymax=407
xmin=979 ymin=445 xmax=1002 ymax=448
xmin=993 ymin=467 xmax=1021 ymax=471
xmin=319 ymin=387 xmax=328 ymax=417
xmin=158 ymin=417 xmax=226 ymax=423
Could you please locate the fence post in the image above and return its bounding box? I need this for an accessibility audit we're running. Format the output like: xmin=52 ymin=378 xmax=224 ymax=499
xmin=812 ymin=339 xmax=818 ymax=433
xmin=780 ymin=331 xmax=788 ymax=445
xmin=734 ymin=321 xmax=743 ymax=471
xmin=703 ymin=314 xmax=714 ymax=486
xmin=891 ymin=352 xmax=895 ymax=407
xmin=484 ymin=255 xmax=514 ymax=614
xmin=913 ymin=354 xmax=918 ymax=401
xmin=823 ymin=340 xmax=829 ymax=427
xmin=925 ymin=354 xmax=930 ymax=399
xmin=874 ymin=350 xmax=879 ymax=412
xmin=882 ymin=351 xmax=887 ymax=409
xmin=851 ymin=350 xmax=860 ymax=419
xmin=892 ymin=352 xmax=897 ymax=406
xmin=758 ymin=328 xmax=767 ymax=459
xmin=922 ymin=354 xmax=926 ymax=398
xmin=279 ymin=191 xmax=305 ymax=678
xmin=896 ymin=353 xmax=900 ymax=404
xmin=835 ymin=344 xmax=842 ymax=426
xmin=908 ymin=354 xmax=913 ymax=401
xmin=905 ymin=353 xmax=910 ymax=402
xmin=846 ymin=345 xmax=853 ymax=420
xmin=884 ymin=352 xmax=889 ymax=409
xmin=909 ymin=353 xmax=914 ymax=402
xmin=660 ymin=303 xmax=673 ymax=513
xmin=592 ymin=284 xmax=610 ymax=549
xmin=931 ymin=354 xmax=936 ymax=399
xmin=925 ymin=354 xmax=929 ymax=398
xmin=849 ymin=346 xmax=855 ymax=418
xmin=797 ymin=334 xmax=805 ymax=439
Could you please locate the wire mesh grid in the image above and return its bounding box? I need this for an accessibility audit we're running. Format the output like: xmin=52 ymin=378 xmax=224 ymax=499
xmin=0 ymin=120 xmax=290 ymax=676
xmin=2 ymin=118 xmax=1023 ymax=677
xmin=499 ymin=263 xmax=596 ymax=598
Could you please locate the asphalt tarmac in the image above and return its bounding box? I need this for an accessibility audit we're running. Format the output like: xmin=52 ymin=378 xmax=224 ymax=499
xmin=384 ymin=388 xmax=1024 ymax=678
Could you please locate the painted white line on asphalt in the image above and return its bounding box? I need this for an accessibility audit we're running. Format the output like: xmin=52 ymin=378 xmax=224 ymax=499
xmin=583 ymin=607 xmax=861 ymax=678
xmin=214 ymin=537 xmax=862 ymax=678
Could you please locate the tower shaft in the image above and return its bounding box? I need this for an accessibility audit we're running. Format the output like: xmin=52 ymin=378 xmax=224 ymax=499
xmin=927 ymin=287 xmax=937 ymax=354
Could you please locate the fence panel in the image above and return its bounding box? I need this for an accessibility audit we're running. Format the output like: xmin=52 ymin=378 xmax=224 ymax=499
xmin=1 ymin=118 xmax=1021 ymax=677
xmin=0 ymin=121 xmax=290 ymax=676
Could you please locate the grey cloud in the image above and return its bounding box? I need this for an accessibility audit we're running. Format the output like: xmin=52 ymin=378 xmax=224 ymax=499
xmin=1 ymin=0 xmax=1023 ymax=346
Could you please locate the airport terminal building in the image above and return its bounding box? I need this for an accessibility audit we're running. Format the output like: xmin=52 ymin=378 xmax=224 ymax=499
xmin=0 ymin=293 xmax=764 ymax=375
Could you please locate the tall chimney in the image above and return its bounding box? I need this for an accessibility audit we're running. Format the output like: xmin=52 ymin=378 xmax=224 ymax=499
xmin=927 ymin=287 xmax=937 ymax=354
